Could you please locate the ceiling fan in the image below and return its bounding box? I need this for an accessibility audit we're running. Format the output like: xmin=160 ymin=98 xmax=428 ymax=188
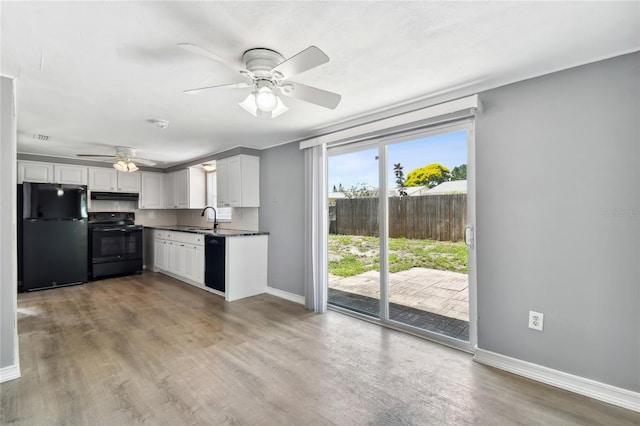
xmin=178 ymin=43 xmax=342 ymax=118
xmin=76 ymin=146 xmax=156 ymax=172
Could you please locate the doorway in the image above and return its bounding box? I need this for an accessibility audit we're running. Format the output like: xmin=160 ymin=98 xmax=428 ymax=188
xmin=327 ymin=123 xmax=476 ymax=349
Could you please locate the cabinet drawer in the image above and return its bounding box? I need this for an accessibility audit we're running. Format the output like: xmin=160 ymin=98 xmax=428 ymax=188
xmin=155 ymin=230 xmax=171 ymax=240
xmin=172 ymin=231 xmax=205 ymax=246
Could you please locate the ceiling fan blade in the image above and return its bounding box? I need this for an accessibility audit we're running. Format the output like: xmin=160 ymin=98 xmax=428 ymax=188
xmin=76 ymin=154 xmax=116 ymax=158
xmin=271 ymin=46 xmax=329 ymax=79
xmin=177 ymin=43 xmax=249 ymax=75
xmin=279 ymin=81 xmax=341 ymax=110
xmin=184 ymin=82 xmax=252 ymax=94
xmin=132 ymin=158 xmax=157 ymax=166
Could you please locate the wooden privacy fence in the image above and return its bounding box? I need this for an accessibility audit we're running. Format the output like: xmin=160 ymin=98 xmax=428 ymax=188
xmin=330 ymin=194 xmax=467 ymax=241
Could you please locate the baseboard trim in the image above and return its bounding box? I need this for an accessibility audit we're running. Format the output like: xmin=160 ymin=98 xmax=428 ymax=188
xmin=266 ymin=286 xmax=305 ymax=305
xmin=474 ymin=349 xmax=640 ymax=413
xmin=0 ymin=363 xmax=21 ymax=383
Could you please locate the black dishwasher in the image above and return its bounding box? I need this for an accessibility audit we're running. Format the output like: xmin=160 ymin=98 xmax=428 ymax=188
xmin=205 ymin=236 xmax=226 ymax=292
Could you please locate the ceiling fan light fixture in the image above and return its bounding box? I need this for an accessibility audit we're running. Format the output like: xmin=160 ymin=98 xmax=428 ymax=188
xmin=239 ymin=93 xmax=258 ymax=117
xmin=271 ymin=96 xmax=289 ymax=118
xmin=113 ymin=159 xmax=138 ymax=172
xmin=202 ymin=163 xmax=216 ymax=172
xmin=255 ymin=87 xmax=278 ymax=112
xmin=239 ymin=86 xmax=288 ymax=119
xmin=113 ymin=160 xmax=127 ymax=172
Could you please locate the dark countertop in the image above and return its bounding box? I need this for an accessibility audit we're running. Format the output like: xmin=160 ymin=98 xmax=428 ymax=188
xmin=145 ymin=225 xmax=268 ymax=237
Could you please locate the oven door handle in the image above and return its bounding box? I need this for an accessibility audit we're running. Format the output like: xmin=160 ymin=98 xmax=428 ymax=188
xmin=93 ymin=228 xmax=141 ymax=232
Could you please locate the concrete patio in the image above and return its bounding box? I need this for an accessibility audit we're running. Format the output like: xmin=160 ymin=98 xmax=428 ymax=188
xmin=329 ymin=268 xmax=469 ymax=321
xmin=329 ymin=268 xmax=469 ymax=339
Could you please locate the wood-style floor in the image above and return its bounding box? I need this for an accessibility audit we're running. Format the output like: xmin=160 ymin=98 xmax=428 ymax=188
xmin=2 ymin=272 xmax=638 ymax=425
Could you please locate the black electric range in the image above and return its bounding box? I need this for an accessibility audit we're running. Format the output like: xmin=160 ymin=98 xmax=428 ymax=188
xmin=88 ymin=212 xmax=143 ymax=280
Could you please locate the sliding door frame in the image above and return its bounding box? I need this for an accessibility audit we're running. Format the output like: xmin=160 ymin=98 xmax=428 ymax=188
xmin=327 ymin=120 xmax=477 ymax=353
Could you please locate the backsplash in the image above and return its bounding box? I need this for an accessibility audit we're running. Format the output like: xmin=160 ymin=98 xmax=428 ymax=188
xmin=177 ymin=208 xmax=259 ymax=231
xmin=88 ymin=199 xmax=258 ymax=231
xmin=89 ymin=200 xmax=177 ymax=226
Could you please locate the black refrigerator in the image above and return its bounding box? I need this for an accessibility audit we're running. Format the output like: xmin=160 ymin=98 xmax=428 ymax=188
xmin=20 ymin=182 xmax=88 ymax=291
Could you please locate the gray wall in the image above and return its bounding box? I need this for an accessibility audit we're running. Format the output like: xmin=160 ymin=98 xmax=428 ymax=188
xmin=1 ymin=76 xmax=18 ymax=371
xmin=258 ymin=53 xmax=640 ymax=393
xmin=259 ymin=142 xmax=306 ymax=296
xmin=475 ymin=52 xmax=640 ymax=391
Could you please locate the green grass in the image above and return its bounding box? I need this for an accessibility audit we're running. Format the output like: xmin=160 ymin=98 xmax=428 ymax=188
xmin=328 ymin=235 xmax=468 ymax=277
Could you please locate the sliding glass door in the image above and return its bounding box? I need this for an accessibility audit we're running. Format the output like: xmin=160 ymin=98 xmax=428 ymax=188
xmin=327 ymin=123 xmax=475 ymax=348
xmin=327 ymin=146 xmax=380 ymax=319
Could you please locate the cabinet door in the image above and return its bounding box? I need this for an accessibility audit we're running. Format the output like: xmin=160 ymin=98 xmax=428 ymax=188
xmin=54 ymin=165 xmax=88 ymax=185
xmin=183 ymin=244 xmax=205 ymax=285
xmin=174 ymin=169 xmax=189 ymax=208
xmin=154 ymin=239 xmax=168 ymax=270
xmin=187 ymin=167 xmax=206 ymax=209
xmin=239 ymin=155 xmax=260 ymax=207
xmin=18 ymin=162 xmax=53 ymax=183
xmin=140 ymin=172 xmax=165 ymax=209
xmin=194 ymin=245 xmax=205 ymax=284
xmin=227 ymin=156 xmax=242 ymax=207
xmin=214 ymin=155 xmax=259 ymax=208
xmin=216 ymin=159 xmax=230 ymax=207
xmin=116 ymin=172 xmax=141 ymax=192
xmin=165 ymin=172 xmax=177 ymax=208
xmin=88 ymin=168 xmax=117 ymax=191
xmin=169 ymin=241 xmax=186 ymax=276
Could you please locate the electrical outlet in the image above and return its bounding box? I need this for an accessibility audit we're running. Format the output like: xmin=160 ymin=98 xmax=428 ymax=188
xmin=528 ymin=311 xmax=544 ymax=331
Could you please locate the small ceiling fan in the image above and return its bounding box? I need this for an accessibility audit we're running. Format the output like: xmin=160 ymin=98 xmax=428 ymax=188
xmin=77 ymin=146 xmax=156 ymax=172
xmin=178 ymin=43 xmax=342 ymax=118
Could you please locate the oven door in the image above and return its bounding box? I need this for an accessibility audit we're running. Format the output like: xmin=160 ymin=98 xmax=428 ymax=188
xmin=90 ymin=227 xmax=143 ymax=264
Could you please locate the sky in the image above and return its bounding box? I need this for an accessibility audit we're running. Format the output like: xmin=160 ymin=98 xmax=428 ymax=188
xmin=328 ymin=130 xmax=467 ymax=191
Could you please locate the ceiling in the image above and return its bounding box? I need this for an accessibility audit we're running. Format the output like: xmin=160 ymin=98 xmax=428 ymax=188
xmin=2 ymin=1 xmax=638 ymax=169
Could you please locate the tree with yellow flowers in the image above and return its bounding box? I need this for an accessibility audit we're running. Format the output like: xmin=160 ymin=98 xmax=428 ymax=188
xmin=405 ymin=163 xmax=451 ymax=188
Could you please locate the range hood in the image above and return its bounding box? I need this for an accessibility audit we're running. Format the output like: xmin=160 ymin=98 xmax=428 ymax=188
xmin=90 ymin=192 xmax=139 ymax=202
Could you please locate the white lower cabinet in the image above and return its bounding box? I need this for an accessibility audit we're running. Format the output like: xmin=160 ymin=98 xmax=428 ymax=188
xmin=151 ymin=229 xmax=268 ymax=301
xmin=154 ymin=238 xmax=169 ymax=270
xmin=168 ymin=241 xmax=187 ymax=276
xmin=184 ymin=244 xmax=205 ymax=284
xmin=153 ymin=230 xmax=204 ymax=287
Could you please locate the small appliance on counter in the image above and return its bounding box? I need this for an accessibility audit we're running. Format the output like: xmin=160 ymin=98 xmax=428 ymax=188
xmin=20 ymin=182 xmax=88 ymax=291
xmin=88 ymin=212 xmax=143 ymax=280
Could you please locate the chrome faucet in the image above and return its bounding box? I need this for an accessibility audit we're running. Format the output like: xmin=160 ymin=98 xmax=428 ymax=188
xmin=200 ymin=206 xmax=219 ymax=230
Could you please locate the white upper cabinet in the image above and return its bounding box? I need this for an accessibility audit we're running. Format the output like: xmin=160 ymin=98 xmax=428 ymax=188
xmin=54 ymin=164 xmax=88 ymax=185
xmin=116 ymin=171 xmax=141 ymax=192
xmin=88 ymin=167 xmax=117 ymax=191
xmin=216 ymin=159 xmax=230 ymax=207
xmin=18 ymin=161 xmax=54 ymax=183
xmin=165 ymin=167 xmax=205 ymax=209
xmin=139 ymin=172 xmax=165 ymax=209
xmin=88 ymin=167 xmax=141 ymax=192
xmin=216 ymin=154 xmax=259 ymax=207
xmin=18 ymin=161 xmax=88 ymax=185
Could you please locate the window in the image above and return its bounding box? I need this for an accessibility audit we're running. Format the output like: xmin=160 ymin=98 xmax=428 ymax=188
xmin=206 ymin=172 xmax=232 ymax=221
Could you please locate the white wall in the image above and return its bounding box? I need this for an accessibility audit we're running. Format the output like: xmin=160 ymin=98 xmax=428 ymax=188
xmin=475 ymin=52 xmax=639 ymax=392
xmin=0 ymin=76 xmax=19 ymax=380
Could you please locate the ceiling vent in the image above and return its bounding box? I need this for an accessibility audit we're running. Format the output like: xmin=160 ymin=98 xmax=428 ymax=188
xmin=32 ymin=133 xmax=49 ymax=141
